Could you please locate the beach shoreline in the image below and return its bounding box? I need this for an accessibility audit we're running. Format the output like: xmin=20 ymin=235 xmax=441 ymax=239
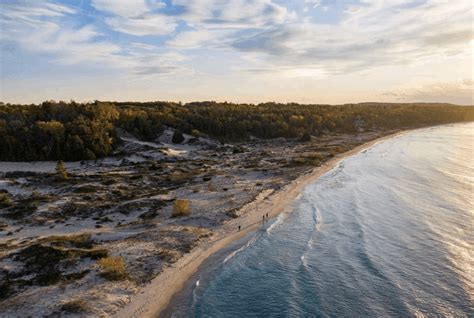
xmin=116 ymin=129 xmax=409 ymax=318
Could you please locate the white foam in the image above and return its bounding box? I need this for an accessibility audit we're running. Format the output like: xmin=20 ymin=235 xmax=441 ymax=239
xmin=266 ymin=213 xmax=285 ymax=235
xmin=223 ymin=233 xmax=261 ymax=264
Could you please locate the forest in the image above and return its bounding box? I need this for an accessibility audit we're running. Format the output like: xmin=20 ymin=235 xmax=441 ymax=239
xmin=0 ymin=101 xmax=473 ymax=161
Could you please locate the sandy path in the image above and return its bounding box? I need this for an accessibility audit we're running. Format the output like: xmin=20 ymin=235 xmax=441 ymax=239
xmin=116 ymin=130 xmax=405 ymax=318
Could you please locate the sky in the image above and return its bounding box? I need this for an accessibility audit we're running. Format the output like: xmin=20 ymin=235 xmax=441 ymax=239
xmin=0 ymin=0 xmax=473 ymax=105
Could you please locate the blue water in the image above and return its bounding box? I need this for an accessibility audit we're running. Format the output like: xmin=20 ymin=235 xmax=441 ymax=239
xmin=172 ymin=123 xmax=474 ymax=317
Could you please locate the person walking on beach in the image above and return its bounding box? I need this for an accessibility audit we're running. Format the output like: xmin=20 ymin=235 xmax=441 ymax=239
xmin=238 ymin=225 xmax=241 ymax=231
xmin=266 ymin=213 xmax=268 ymax=219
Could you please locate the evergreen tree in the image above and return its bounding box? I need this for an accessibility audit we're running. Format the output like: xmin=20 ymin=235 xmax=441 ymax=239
xmin=55 ymin=160 xmax=69 ymax=180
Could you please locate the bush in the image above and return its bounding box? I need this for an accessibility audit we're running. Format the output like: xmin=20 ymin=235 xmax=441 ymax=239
xmin=172 ymin=130 xmax=185 ymax=144
xmin=61 ymin=299 xmax=90 ymax=313
xmin=329 ymin=146 xmax=347 ymax=155
xmin=43 ymin=234 xmax=94 ymax=249
xmin=172 ymin=199 xmax=190 ymax=217
xmin=300 ymin=132 xmax=312 ymax=142
xmin=289 ymin=154 xmax=323 ymax=167
xmin=0 ymin=193 xmax=13 ymax=208
xmin=98 ymin=256 xmax=127 ymax=280
xmin=55 ymin=160 xmax=69 ymax=180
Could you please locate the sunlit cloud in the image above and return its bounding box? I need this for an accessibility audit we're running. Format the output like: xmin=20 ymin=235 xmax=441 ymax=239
xmin=382 ymin=79 xmax=474 ymax=105
xmin=0 ymin=0 xmax=472 ymax=104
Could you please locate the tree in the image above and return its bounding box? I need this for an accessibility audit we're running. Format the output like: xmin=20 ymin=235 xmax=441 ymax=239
xmin=55 ymin=161 xmax=69 ymax=180
xmin=172 ymin=130 xmax=185 ymax=144
xmin=300 ymin=132 xmax=312 ymax=142
xmin=35 ymin=120 xmax=65 ymax=159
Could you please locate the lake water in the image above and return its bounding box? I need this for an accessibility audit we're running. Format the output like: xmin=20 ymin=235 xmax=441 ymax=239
xmin=167 ymin=123 xmax=473 ymax=317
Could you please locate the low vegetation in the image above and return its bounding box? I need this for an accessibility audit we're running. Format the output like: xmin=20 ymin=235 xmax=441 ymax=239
xmin=98 ymin=256 xmax=128 ymax=281
xmin=55 ymin=160 xmax=69 ymax=180
xmin=0 ymin=192 xmax=13 ymax=208
xmin=41 ymin=234 xmax=95 ymax=249
xmin=60 ymin=299 xmax=91 ymax=314
xmin=172 ymin=199 xmax=191 ymax=217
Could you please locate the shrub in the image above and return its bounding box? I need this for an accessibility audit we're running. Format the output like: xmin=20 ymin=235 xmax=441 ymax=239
xmin=308 ymin=153 xmax=324 ymax=161
xmin=73 ymin=185 xmax=99 ymax=193
xmin=98 ymin=256 xmax=127 ymax=280
xmin=172 ymin=199 xmax=190 ymax=217
xmin=329 ymin=146 xmax=346 ymax=155
xmin=14 ymin=243 xmax=107 ymax=286
xmin=0 ymin=193 xmax=13 ymax=208
xmin=172 ymin=130 xmax=185 ymax=144
xmin=44 ymin=234 xmax=94 ymax=249
xmin=300 ymin=132 xmax=312 ymax=142
xmin=3 ymin=203 xmax=36 ymax=219
xmin=232 ymin=146 xmax=245 ymax=154
xmin=0 ymin=280 xmax=12 ymax=300
xmin=61 ymin=299 xmax=90 ymax=313
xmin=55 ymin=160 xmax=69 ymax=180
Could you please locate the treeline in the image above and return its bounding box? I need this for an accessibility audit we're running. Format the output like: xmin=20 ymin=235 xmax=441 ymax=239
xmin=0 ymin=101 xmax=118 ymax=161
xmin=0 ymin=101 xmax=473 ymax=161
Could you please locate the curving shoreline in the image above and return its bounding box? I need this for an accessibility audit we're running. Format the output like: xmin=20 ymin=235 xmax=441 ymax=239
xmin=116 ymin=129 xmax=410 ymax=318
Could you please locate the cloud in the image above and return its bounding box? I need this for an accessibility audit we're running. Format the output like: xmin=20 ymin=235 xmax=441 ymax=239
xmin=104 ymin=14 xmax=177 ymax=36
xmin=90 ymin=0 xmax=176 ymax=36
xmin=382 ymin=79 xmax=474 ymax=105
xmin=89 ymin=0 xmax=291 ymax=37
xmin=171 ymin=0 xmax=291 ymax=28
xmin=1 ymin=0 xmax=473 ymax=104
xmin=227 ymin=0 xmax=473 ymax=76
xmin=423 ymin=30 xmax=474 ymax=47
xmin=1 ymin=3 xmax=119 ymax=66
xmin=305 ymin=0 xmax=322 ymax=10
xmin=167 ymin=30 xmax=215 ymax=48
xmin=231 ymin=28 xmax=294 ymax=55
xmin=91 ymin=0 xmax=150 ymax=17
xmin=3 ymin=0 xmax=472 ymax=74
xmin=0 ymin=1 xmax=186 ymax=76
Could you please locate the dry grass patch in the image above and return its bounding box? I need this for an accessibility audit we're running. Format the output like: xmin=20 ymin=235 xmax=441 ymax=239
xmin=42 ymin=234 xmax=94 ymax=249
xmin=329 ymin=145 xmax=347 ymax=155
xmin=172 ymin=199 xmax=190 ymax=217
xmin=98 ymin=256 xmax=128 ymax=281
xmin=61 ymin=299 xmax=90 ymax=313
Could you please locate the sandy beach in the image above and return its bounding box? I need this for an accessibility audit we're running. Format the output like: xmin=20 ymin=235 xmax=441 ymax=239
xmin=116 ymin=130 xmax=407 ymax=318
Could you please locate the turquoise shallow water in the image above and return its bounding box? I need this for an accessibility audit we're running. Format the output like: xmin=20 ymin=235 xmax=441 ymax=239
xmin=167 ymin=123 xmax=474 ymax=317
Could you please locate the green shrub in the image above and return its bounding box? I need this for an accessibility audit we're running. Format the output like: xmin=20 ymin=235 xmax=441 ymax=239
xmin=172 ymin=130 xmax=185 ymax=144
xmin=0 ymin=193 xmax=13 ymax=208
xmin=300 ymin=132 xmax=312 ymax=142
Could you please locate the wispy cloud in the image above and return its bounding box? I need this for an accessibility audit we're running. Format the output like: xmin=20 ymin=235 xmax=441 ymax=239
xmin=90 ymin=0 xmax=176 ymax=36
xmin=0 ymin=1 xmax=186 ymax=76
xmin=229 ymin=0 xmax=473 ymax=76
xmin=382 ymin=79 xmax=474 ymax=105
xmin=1 ymin=0 xmax=472 ymax=103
